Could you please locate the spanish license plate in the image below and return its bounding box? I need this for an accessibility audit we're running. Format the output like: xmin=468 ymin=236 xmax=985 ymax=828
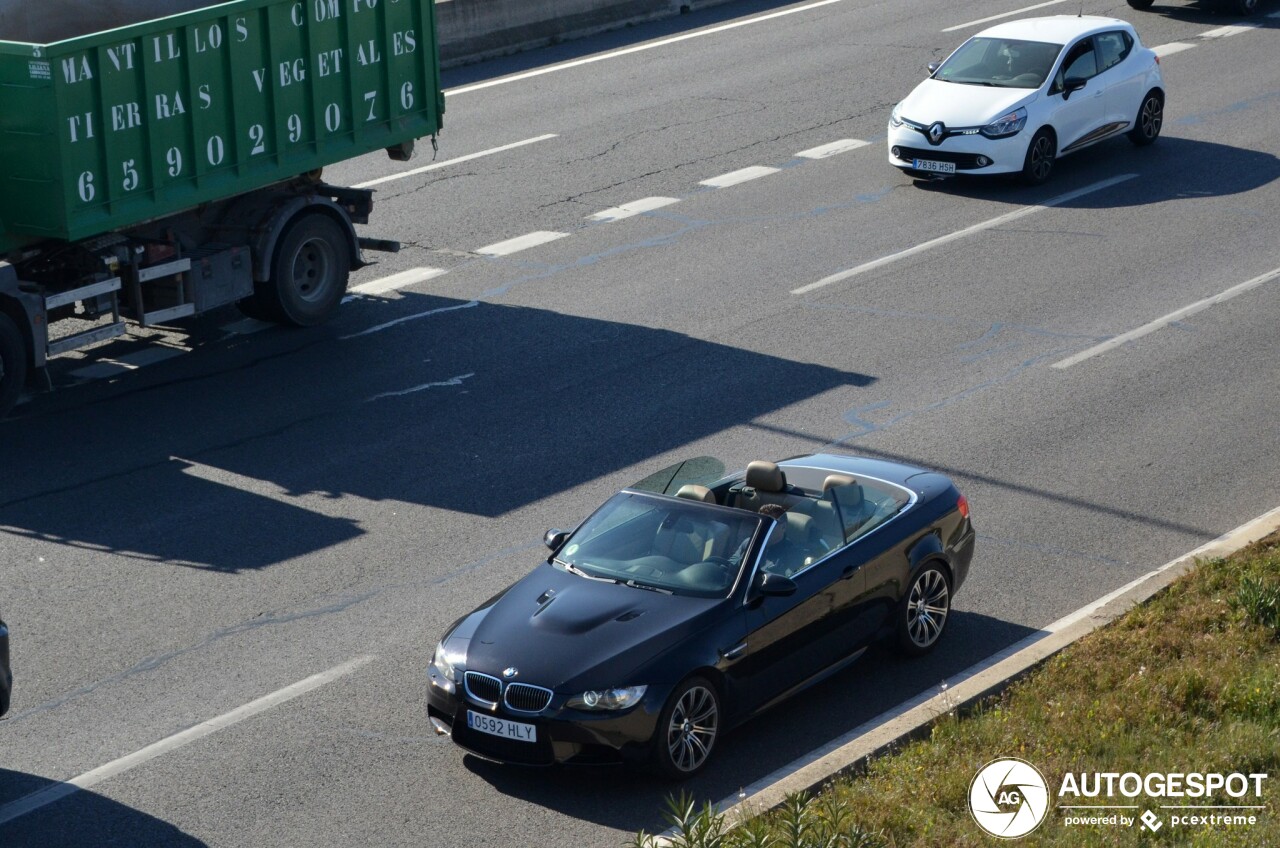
xmin=913 ymin=158 xmax=956 ymax=175
xmin=466 ymin=709 xmax=537 ymax=742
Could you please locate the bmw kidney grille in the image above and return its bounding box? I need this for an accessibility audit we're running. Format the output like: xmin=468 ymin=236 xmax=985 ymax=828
xmin=464 ymin=671 xmax=553 ymax=713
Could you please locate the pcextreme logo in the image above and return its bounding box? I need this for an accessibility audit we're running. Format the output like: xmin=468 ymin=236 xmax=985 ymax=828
xmin=968 ymin=759 xmax=1270 ymax=839
xmin=969 ymin=758 xmax=1051 ymax=839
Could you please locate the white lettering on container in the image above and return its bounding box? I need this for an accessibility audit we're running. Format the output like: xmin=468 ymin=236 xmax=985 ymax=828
xmin=67 ymin=112 xmax=95 ymax=143
xmin=249 ymin=124 xmax=266 ymax=155
xmin=166 ymin=147 xmax=183 ymax=177
xmin=317 ymin=48 xmax=344 ymax=78
xmin=393 ymin=30 xmax=416 ymax=55
xmin=287 ymin=114 xmax=303 ymax=142
xmin=313 ymin=0 xmax=341 ymax=21
xmin=400 ymin=81 xmax=414 ymax=110
xmin=364 ymin=90 xmax=377 ymax=121
xmin=111 ymin=102 xmax=143 ymax=131
xmin=122 ymin=159 xmax=139 ymax=191
xmin=280 ymin=58 xmax=306 ymax=86
xmin=151 ymin=33 xmax=182 ymax=63
xmin=199 ymin=85 xmax=212 ymax=109
xmin=193 ymin=24 xmax=224 ymax=54
xmin=207 ymin=135 xmax=225 ymax=166
xmin=154 ymin=92 xmax=187 ymax=120
xmin=78 ymin=171 xmax=96 ymax=203
xmin=251 ymin=68 xmax=267 ymax=93
xmin=235 ymin=17 xmax=249 ymax=42
xmin=324 ymin=103 xmax=342 ymax=133
xmin=105 ymin=43 xmax=136 ymax=72
xmin=351 ymin=0 xmax=378 ymax=12
xmin=356 ymin=40 xmax=382 ymax=66
xmin=292 ymin=3 xmax=305 ymax=26
xmin=60 ymin=55 xmax=92 ymax=83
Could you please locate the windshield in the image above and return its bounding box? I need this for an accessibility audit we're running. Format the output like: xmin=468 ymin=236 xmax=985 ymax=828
xmin=935 ymin=37 xmax=1063 ymax=89
xmin=555 ymin=491 xmax=763 ymax=598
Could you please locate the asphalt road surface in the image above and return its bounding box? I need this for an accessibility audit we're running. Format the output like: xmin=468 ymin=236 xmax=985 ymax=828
xmin=3 ymin=1 xmax=1279 ymax=845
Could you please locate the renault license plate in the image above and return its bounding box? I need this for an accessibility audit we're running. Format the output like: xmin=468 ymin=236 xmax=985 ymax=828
xmin=466 ymin=710 xmax=536 ymax=742
xmin=913 ymin=159 xmax=956 ymax=175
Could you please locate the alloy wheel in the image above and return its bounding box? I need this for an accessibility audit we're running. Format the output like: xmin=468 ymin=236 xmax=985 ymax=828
xmin=1140 ymin=96 xmax=1163 ymax=141
xmin=666 ymin=684 xmax=718 ymax=773
xmin=906 ymin=569 xmax=950 ymax=649
xmin=1029 ymin=135 xmax=1054 ymax=183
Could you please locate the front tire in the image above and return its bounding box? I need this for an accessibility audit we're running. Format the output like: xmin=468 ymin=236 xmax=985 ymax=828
xmin=1128 ymin=91 xmax=1163 ymax=146
xmin=0 ymin=312 xmax=28 ymax=418
xmin=895 ymin=565 xmax=952 ymax=656
xmin=1126 ymin=0 xmax=1155 ymax=8
xmin=652 ymin=676 xmax=721 ymax=780
xmin=1020 ymin=129 xmax=1056 ymax=186
xmin=263 ymin=212 xmax=351 ymax=327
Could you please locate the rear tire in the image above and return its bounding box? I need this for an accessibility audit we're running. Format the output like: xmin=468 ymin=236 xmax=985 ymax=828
xmin=1020 ymin=129 xmax=1056 ymax=186
xmin=262 ymin=212 xmax=351 ymax=327
xmin=894 ymin=565 xmax=952 ymax=657
xmin=1128 ymin=91 xmax=1163 ymax=146
xmin=1126 ymin=0 xmax=1155 ymax=8
xmin=651 ymin=676 xmax=721 ymax=780
xmin=0 ymin=312 xmax=28 ymax=418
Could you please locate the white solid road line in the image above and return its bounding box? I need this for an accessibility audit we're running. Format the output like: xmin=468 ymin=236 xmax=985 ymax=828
xmin=700 ymin=166 xmax=781 ymax=188
xmin=1051 ymin=265 xmax=1280 ymax=369
xmin=476 ymin=230 xmax=569 ymax=257
xmin=792 ymin=173 xmax=1139 ymax=295
xmin=941 ymin=0 xmax=1072 ymax=33
xmin=444 ymin=0 xmax=851 ymax=96
xmin=587 ymin=197 xmax=681 ymax=222
xmin=350 ymin=267 xmax=448 ymax=296
xmin=0 ymin=656 xmax=375 ymax=827
xmin=353 ymin=134 xmax=558 ymax=189
xmin=1154 ymin=42 xmax=1196 ymax=58
xmin=796 ymin=139 xmax=870 ymax=159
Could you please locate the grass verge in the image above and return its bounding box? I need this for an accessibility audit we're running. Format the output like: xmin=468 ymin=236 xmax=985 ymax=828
xmin=631 ymin=532 xmax=1280 ymax=847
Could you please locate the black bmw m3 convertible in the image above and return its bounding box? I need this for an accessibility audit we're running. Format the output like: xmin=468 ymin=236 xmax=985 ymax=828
xmin=427 ymin=453 xmax=974 ymax=778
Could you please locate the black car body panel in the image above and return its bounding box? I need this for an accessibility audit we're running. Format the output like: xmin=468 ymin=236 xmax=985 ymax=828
xmin=427 ymin=453 xmax=975 ymax=771
xmin=0 ymin=613 xmax=11 ymax=717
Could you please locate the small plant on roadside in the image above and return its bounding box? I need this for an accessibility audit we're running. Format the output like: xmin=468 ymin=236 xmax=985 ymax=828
xmin=1235 ymin=575 xmax=1280 ymax=636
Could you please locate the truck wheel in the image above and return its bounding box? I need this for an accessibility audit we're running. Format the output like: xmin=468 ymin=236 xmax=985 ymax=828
xmin=0 ymin=312 xmax=28 ymax=418
xmin=266 ymin=213 xmax=351 ymax=327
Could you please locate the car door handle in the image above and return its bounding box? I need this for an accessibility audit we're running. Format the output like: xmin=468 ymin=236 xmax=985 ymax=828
xmin=720 ymin=642 xmax=748 ymax=659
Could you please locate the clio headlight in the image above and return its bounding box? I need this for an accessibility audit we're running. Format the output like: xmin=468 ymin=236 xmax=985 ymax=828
xmin=567 ymin=685 xmax=648 ymax=711
xmin=980 ymin=106 xmax=1027 ymax=139
xmin=889 ymin=102 xmax=904 ymax=128
xmin=430 ymin=640 xmax=459 ymax=683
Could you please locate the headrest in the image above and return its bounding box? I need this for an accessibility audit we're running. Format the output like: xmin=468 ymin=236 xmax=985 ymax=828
xmin=823 ymin=474 xmax=856 ymax=493
xmin=675 ymin=484 xmax=715 ymax=504
xmin=745 ymin=461 xmax=786 ymax=492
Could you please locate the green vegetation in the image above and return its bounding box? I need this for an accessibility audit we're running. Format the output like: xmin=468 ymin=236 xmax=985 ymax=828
xmin=631 ymin=534 xmax=1280 ymax=847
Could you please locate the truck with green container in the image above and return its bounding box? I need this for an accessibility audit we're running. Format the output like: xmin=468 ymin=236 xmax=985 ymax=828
xmin=0 ymin=0 xmax=445 ymax=416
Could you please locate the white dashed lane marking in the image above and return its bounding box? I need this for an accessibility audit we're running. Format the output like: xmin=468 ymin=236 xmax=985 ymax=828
xmin=1200 ymin=23 xmax=1261 ymax=38
xmin=475 ymin=231 xmax=570 ymax=257
xmin=941 ymin=0 xmax=1072 ymax=32
xmin=1153 ymin=42 xmax=1196 ymax=58
xmin=796 ymin=139 xmax=870 ymax=159
xmin=349 ymin=267 xmax=447 ymax=295
xmin=587 ymin=197 xmax=681 ymax=222
xmin=700 ymin=166 xmax=781 ymax=188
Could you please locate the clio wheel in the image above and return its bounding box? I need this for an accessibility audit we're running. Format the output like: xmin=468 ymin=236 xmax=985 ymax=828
xmin=895 ymin=565 xmax=951 ymax=656
xmin=652 ymin=676 xmax=720 ymax=780
xmin=1020 ymin=129 xmax=1055 ymax=186
xmin=1128 ymin=91 xmax=1163 ymax=146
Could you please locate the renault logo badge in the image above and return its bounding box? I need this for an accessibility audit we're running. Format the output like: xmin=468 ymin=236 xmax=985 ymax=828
xmin=503 ymin=667 xmax=518 ymax=679
xmin=928 ymin=121 xmax=946 ymax=145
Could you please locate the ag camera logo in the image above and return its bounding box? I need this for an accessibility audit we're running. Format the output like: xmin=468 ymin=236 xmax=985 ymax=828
xmin=969 ymin=758 xmax=1051 ymax=838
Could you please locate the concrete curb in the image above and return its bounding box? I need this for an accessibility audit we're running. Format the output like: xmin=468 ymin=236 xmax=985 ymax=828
xmin=683 ymin=504 xmax=1280 ymax=834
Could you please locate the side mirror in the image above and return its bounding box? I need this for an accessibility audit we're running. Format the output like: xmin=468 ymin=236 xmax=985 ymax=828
xmin=1062 ymin=76 xmax=1087 ymax=99
xmin=927 ymin=61 xmax=941 ymax=76
xmin=544 ymin=528 xmax=570 ymax=552
xmin=756 ymin=572 xmax=797 ymax=597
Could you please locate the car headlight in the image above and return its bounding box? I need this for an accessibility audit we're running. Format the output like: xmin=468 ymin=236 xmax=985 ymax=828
xmin=567 ymin=685 xmax=648 ymax=711
xmin=980 ymin=107 xmax=1027 ymax=139
xmin=889 ymin=103 xmax=904 ymax=128
xmin=431 ymin=641 xmax=458 ymax=683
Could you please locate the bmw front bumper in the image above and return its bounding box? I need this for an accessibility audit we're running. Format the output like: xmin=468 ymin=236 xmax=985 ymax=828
xmin=426 ymin=665 xmax=670 ymax=767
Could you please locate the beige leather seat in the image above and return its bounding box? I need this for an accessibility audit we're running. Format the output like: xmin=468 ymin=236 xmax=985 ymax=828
xmin=655 ymin=486 xmax=728 ymax=563
xmin=733 ymin=461 xmax=801 ymax=512
xmin=675 ymin=484 xmax=716 ymax=504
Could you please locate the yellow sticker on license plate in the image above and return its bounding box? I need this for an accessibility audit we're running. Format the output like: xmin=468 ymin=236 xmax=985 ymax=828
xmin=466 ymin=709 xmax=537 ymax=742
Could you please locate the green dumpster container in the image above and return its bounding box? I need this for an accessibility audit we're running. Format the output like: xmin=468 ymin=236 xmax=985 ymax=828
xmin=0 ymin=0 xmax=444 ymax=254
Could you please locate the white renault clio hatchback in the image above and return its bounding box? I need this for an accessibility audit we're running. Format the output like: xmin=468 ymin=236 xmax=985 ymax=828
xmin=888 ymin=16 xmax=1164 ymax=185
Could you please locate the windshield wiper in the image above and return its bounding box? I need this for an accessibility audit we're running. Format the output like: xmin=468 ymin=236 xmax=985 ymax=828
xmin=554 ymin=558 xmax=620 ymax=583
xmin=623 ymin=579 xmax=674 ymax=594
